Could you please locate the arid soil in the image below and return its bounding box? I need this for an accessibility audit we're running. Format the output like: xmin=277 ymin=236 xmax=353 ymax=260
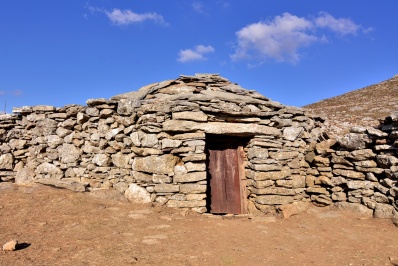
xmin=1 ymin=183 xmax=398 ymax=266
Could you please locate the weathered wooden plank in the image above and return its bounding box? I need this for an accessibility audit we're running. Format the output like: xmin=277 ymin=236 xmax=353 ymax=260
xmin=238 ymin=146 xmax=248 ymax=214
xmin=209 ymin=148 xmax=226 ymax=213
xmin=207 ymin=138 xmax=246 ymax=214
xmin=224 ymin=147 xmax=241 ymax=214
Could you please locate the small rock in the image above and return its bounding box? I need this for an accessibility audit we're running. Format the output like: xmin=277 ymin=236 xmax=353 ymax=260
xmin=142 ymin=234 xmax=168 ymax=245
xmin=142 ymin=239 xmax=160 ymax=245
xmin=130 ymin=257 xmax=139 ymax=264
xmin=392 ymin=217 xmax=398 ymax=228
xmin=128 ymin=213 xmax=146 ymax=219
xmin=278 ymin=201 xmax=310 ymax=218
xmin=390 ymin=256 xmax=398 ymax=266
xmin=2 ymin=240 xmax=18 ymax=251
xmin=160 ymin=215 xmax=172 ymax=222
xmin=147 ymin=224 xmax=172 ymax=230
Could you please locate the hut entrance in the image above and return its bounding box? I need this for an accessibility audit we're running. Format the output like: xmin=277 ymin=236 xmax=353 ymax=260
xmin=205 ymin=135 xmax=249 ymax=214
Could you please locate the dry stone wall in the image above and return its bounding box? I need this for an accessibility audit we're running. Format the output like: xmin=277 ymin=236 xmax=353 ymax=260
xmin=0 ymin=74 xmax=397 ymax=218
xmin=305 ymin=112 xmax=398 ymax=218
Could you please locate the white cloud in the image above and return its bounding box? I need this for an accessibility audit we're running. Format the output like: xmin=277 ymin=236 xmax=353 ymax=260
xmin=0 ymin=90 xmax=23 ymax=97
xmin=177 ymin=45 xmax=215 ymax=63
xmin=88 ymin=7 xmax=167 ymax=26
xmin=231 ymin=12 xmax=368 ymax=63
xmin=315 ymin=12 xmax=360 ymax=35
xmin=217 ymin=1 xmax=230 ymax=8
xmin=11 ymin=90 xmax=23 ymax=96
xmin=192 ymin=2 xmax=204 ymax=13
xmin=105 ymin=8 xmax=166 ymax=26
xmin=195 ymin=45 xmax=214 ymax=54
xmin=231 ymin=13 xmax=319 ymax=63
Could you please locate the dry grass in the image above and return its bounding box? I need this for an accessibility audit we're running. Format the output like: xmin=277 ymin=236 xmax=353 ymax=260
xmin=304 ymin=74 xmax=398 ymax=136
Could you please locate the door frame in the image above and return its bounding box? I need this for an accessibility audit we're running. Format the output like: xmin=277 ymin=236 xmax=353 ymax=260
xmin=205 ymin=135 xmax=249 ymax=214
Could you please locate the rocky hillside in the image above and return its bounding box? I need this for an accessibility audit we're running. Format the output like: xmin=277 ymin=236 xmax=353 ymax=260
xmin=304 ymin=74 xmax=398 ymax=136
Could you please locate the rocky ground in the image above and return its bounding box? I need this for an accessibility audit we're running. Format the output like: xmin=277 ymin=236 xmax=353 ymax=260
xmin=304 ymin=74 xmax=398 ymax=136
xmin=1 ymin=183 xmax=398 ymax=266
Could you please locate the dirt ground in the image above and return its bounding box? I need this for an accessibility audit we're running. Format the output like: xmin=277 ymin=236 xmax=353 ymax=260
xmin=1 ymin=183 xmax=398 ymax=266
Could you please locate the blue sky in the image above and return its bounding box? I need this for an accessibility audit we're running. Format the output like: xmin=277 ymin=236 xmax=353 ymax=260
xmin=1 ymin=1 xmax=397 ymax=113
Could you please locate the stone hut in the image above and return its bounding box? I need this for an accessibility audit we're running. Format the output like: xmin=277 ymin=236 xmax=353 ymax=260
xmin=0 ymin=74 xmax=326 ymax=215
xmin=109 ymin=74 xmax=325 ymax=214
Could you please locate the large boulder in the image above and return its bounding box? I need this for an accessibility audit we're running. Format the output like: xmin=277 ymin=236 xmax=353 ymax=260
xmin=36 ymin=163 xmax=63 ymax=179
xmin=278 ymin=201 xmax=311 ymax=218
xmin=283 ymin=127 xmax=304 ymax=141
xmin=376 ymin=155 xmax=398 ymax=168
xmin=35 ymin=178 xmax=87 ymax=192
xmin=0 ymin=153 xmax=13 ymax=170
xmin=92 ymin=154 xmax=111 ymax=167
xmin=132 ymin=154 xmax=179 ymax=175
xmin=9 ymin=139 xmax=27 ymax=150
xmin=334 ymin=202 xmax=373 ymax=218
xmin=58 ymin=144 xmax=82 ymax=164
xmin=124 ymin=184 xmax=151 ymax=204
xmin=337 ymin=133 xmax=371 ymax=150
xmin=374 ymin=203 xmax=395 ymax=219
xmin=111 ymin=153 xmax=133 ymax=168
xmin=15 ymin=166 xmax=35 ymax=185
xmin=256 ymin=195 xmax=294 ymax=205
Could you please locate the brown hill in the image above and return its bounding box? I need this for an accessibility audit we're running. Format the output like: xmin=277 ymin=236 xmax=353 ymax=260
xmin=304 ymin=74 xmax=398 ymax=136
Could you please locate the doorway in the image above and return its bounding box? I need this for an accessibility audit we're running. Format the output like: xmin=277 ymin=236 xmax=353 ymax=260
xmin=206 ymin=135 xmax=249 ymax=214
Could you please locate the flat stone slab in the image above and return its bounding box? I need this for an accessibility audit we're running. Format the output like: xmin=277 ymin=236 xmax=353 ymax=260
xmin=35 ymin=178 xmax=88 ymax=192
xmin=163 ymin=120 xmax=280 ymax=136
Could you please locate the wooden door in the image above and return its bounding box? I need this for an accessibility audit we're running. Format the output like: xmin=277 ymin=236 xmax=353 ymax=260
xmin=207 ymin=138 xmax=247 ymax=214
